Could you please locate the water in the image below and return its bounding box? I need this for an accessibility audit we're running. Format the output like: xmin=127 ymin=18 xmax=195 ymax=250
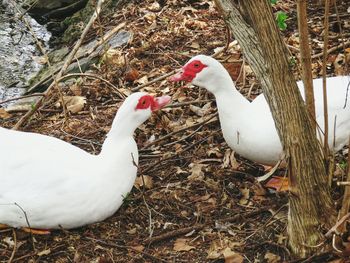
xmin=0 ymin=0 xmax=50 ymax=105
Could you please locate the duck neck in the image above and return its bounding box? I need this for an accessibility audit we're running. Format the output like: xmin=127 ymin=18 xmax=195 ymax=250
xmin=99 ymin=112 xmax=137 ymax=158
xmin=210 ymin=75 xmax=250 ymax=120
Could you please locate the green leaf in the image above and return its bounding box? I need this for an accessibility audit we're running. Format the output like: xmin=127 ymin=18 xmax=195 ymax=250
xmin=276 ymin=11 xmax=288 ymax=30
xmin=270 ymin=0 xmax=277 ymax=4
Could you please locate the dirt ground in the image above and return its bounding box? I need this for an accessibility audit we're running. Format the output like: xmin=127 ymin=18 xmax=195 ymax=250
xmin=1 ymin=0 xmax=350 ymax=262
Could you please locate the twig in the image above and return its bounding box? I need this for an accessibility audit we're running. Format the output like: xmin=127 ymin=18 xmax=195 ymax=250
xmin=84 ymin=237 xmax=167 ymax=263
xmin=14 ymin=203 xmax=35 ymax=251
xmin=7 ymin=229 xmax=17 ymax=263
xmin=165 ymin=99 xmax=214 ymax=108
xmin=321 ymin=0 xmax=330 ymax=156
xmin=163 ymin=124 xmax=204 ymax=147
xmin=132 ymin=40 xmax=239 ymax=93
xmin=141 ymin=113 xmax=218 ymax=150
xmin=325 ymin=213 xmax=350 ymax=238
xmin=311 ymin=41 xmax=350 ymax=59
xmin=56 ymin=73 xmax=125 ymax=99
xmin=13 ymin=0 xmax=105 ymax=130
xmin=131 ymin=71 xmax=176 ymax=92
xmin=141 ymin=131 xmax=219 ymax=175
xmin=337 ymin=181 xmax=350 ymax=186
xmin=145 ymin=224 xmax=205 ymax=245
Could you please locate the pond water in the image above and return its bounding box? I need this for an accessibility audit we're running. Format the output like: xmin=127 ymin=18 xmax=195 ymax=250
xmin=0 ymin=0 xmax=50 ymax=105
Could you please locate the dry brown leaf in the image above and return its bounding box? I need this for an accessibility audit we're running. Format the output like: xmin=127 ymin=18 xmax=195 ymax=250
xmin=37 ymin=248 xmax=51 ymax=256
xmin=124 ymin=67 xmax=140 ymax=82
xmin=239 ymin=187 xmax=250 ymax=205
xmin=188 ymin=163 xmax=205 ymax=181
xmin=222 ymin=149 xmax=239 ymax=169
xmin=334 ymin=53 xmax=345 ymax=76
xmin=190 ymin=42 xmax=200 ymax=49
xmin=144 ymin=12 xmax=156 ymax=23
xmin=148 ymin=2 xmax=161 ymax=12
xmin=0 ymin=108 xmax=12 ymax=119
xmin=134 ymin=175 xmax=153 ymax=189
xmin=264 ymin=252 xmax=281 ymax=263
xmin=176 ymin=167 xmax=188 ymax=175
xmin=126 ymin=228 xmax=137 ymax=235
xmin=131 ymin=245 xmax=144 ymax=252
xmin=173 ymin=238 xmax=195 ymax=252
xmin=222 ymin=248 xmax=244 ymax=263
xmin=102 ymin=48 xmax=125 ymax=67
xmin=70 ymin=82 xmax=82 ymax=96
xmin=207 ymin=147 xmax=223 ymax=158
xmin=61 ymin=96 xmax=86 ymax=114
xmin=265 ymin=176 xmax=289 ymax=192
xmin=276 ymin=233 xmax=287 ymax=245
xmin=189 ymin=102 xmax=211 ymax=117
xmin=135 ymin=75 xmax=148 ymax=85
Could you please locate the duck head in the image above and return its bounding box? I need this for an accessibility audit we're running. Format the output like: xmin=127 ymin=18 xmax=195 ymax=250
xmin=111 ymin=92 xmax=171 ymax=133
xmin=169 ymin=55 xmax=231 ymax=94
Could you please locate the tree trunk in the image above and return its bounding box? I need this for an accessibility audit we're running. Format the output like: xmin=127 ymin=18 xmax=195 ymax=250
xmin=214 ymin=0 xmax=336 ymax=258
xmin=297 ymin=0 xmax=316 ymax=129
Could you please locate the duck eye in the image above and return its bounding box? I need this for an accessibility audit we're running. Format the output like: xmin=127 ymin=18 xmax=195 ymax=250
xmin=142 ymin=99 xmax=146 ymax=105
xmin=193 ymin=63 xmax=199 ymax=68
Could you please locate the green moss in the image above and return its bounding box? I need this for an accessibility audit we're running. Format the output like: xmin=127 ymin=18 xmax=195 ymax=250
xmin=61 ymin=0 xmax=95 ymax=44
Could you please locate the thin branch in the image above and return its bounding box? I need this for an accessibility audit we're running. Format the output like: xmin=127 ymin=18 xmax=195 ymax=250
xmin=321 ymin=0 xmax=330 ymax=155
xmin=297 ymin=0 xmax=316 ymax=129
xmin=311 ymin=40 xmax=350 ymax=59
xmin=141 ymin=113 xmax=218 ymax=150
xmin=145 ymin=224 xmax=205 ymax=245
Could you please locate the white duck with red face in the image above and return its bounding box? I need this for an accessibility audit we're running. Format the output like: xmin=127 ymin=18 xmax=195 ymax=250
xmin=170 ymin=54 xmax=350 ymax=165
xmin=0 ymin=92 xmax=170 ymax=230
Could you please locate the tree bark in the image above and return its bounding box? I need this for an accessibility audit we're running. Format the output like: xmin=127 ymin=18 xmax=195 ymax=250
xmin=297 ymin=0 xmax=316 ymax=129
xmin=214 ymin=0 xmax=336 ymax=258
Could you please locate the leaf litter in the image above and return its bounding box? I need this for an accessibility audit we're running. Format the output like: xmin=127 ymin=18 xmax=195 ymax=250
xmin=0 ymin=0 xmax=349 ymax=262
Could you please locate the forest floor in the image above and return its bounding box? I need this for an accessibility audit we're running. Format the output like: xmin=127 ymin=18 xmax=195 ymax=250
xmin=1 ymin=0 xmax=350 ymax=262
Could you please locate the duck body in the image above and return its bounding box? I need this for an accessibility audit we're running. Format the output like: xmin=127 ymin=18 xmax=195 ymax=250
xmin=0 ymin=92 xmax=170 ymax=229
xmin=171 ymin=55 xmax=350 ymax=165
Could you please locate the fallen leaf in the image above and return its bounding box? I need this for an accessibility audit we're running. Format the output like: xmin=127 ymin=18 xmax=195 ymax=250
xmin=144 ymin=12 xmax=156 ymax=23
xmin=188 ymin=163 xmax=205 ymax=181
xmin=134 ymin=175 xmax=153 ymax=189
xmin=102 ymin=48 xmax=125 ymax=67
xmin=131 ymin=245 xmax=144 ymax=252
xmin=124 ymin=67 xmax=140 ymax=82
xmin=239 ymin=187 xmax=250 ymax=205
xmin=222 ymin=247 xmax=244 ymax=263
xmin=265 ymin=176 xmax=289 ymax=192
xmin=189 ymin=102 xmax=211 ymax=117
xmin=37 ymin=248 xmax=51 ymax=256
xmin=276 ymin=233 xmax=287 ymax=245
xmin=223 ymin=149 xmax=239 ymax=169
xmin=148 ymin=2 xmax=161 ymax=12
xmin=135 ymin=75 xmax=148 ymax=85
xmin=2 ymin=237 xmax=15 ymax=248
xmin=264 ymin=252 xmax=281 ymax=263
xmin=62 ymin=96 xmax=86 ymax=114
xmin=70 ymin=82 xmax=82 ymax=96
xmin=0 ymin=108 xmax=12 ymax=119
xmin=173 ymin=238 xmax=195 ymax=252
xmin=126 ymin=228 xmax=137 ymax=234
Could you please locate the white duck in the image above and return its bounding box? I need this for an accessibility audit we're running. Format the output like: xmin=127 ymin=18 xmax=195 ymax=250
xmin=0 ymin=92 xmax=170 ymax=230
xmin=170 ymin=55 xmax=350 ymax=165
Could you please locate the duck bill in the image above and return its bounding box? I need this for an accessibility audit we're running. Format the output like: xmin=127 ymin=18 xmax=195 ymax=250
xmin=169 ymin=69 xmax=194 ymax=83
xmin=169 ymin=70 xmax=185 ymax=82
xmin=152 ymin=95 xmax=171 ymax=111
